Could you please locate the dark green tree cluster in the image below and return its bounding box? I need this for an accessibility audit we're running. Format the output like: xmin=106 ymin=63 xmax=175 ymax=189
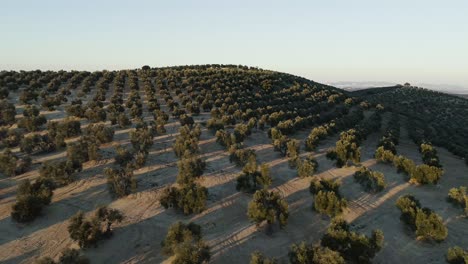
xmin=396 ymin=195 xmax=448 ymax=242
xmin=66 ymin=137 xmax=100 ymax=171
xmin=0 ymin=127 xmax=22 ymax=149
xmin=247 ymin=189 xmax=289 ymax=232
xmin=173 ymin=125 xmax=202 ymax=158
xmin=84 ymin=123 xmax=114 ymax=144
xmin=0 ymin=149 xmax=31 ymax=177
xmin=296 ymin=154 xmax=318 ymax=178
xmin=286 ymin=139 xmax=300 ymax=168
xmin=381 ymin=154 xmax=444 ymax=184
xmin=11 ymin=178 xmax=54 ymax=222
xmin=105 ymin=167 xmax=137 ymax=198
xmin=353 ymin=166 xmax=386 ymax=192
xmin=177 ymin=155 xmax=206 ymax=185
xmin=376 ymin=112 xmax=400 ymax=155
xmin=68 ymin=206 xmax=123 ymax=248
xmin=250 ymin=251 xmax=277 ymax=264
xmin=447 ymin=186 xmax=468 ymax=216
xmin=160 ymin=182 xmax=208 ymax=215
xmin=39 ymin=160 xmax=76 ymax=186
xmin=47 ymin=118 xmax=82 ymax=148
xmin=309 ymin=178 xmax=347 ymax=217
xmin=0 ymin=99 xmax=16 ymax=126
xmin=321 ymin=218 xmax=384 ymax=263
xmin=161 ymin=124 xmax=208 ymax=215
xmin=236 ymin=156 xmax=272 ymax=193
xmin=419 ymin=143 xmax=442 ymax=168
xmin=161 ymin=222 xmax=210 ymax=264
xmin=446 ymin=246 xmax=468 ymax=264
xmin=288 ymin=241 xmax=344 ymax=264
xmin=229 ymin=147 xmax=256 ymax=167
xmin=18 ymin=105 xmax=47 ymax=132
xmin=304 ymin=109 xmax=364 ymax=151
xmin=20 ymin=134 xmax=56 ymax=154
xmin=35 ymin=248 xmax=90 ymax=264
xmin=326 ymin=129 xmax=361 ymax=167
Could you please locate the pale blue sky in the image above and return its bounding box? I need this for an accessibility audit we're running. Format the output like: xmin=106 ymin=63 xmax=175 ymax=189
xmin=1 ymin=0 xmax=467 ymax=88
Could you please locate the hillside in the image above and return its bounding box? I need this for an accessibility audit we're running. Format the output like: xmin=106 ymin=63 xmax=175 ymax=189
xmin=0 ymin=65 xmax=467 ymax=264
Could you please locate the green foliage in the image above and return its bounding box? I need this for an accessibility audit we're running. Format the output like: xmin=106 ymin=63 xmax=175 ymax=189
xmin=161 ymin=222 xmax=210 ymax=264
xmin=0 ymin=99 xmax=16 ymax=126
xmin=420 ymin=143 xmax=442 ymax=168
xmin=396 ymin=195 xmax=448 ymax=242
xmin=11 ymin=178 xmax=54 ymax=222
xmin=286 ymin=139 xmax=300 ymax=168
xmin=446 ymin=246 xmax=468 ymax=264
xmin=104 ymin=167 xmax=137 ymax=198
xmin=174 ymin=125 xmax=201 ymax=158
xmin=250 ymin=251 xmax=277 ymax=264
xmin=247 ymin=189 xmax=289 ymax=230
xmin=0 ymin=149 xmax=31 ymax=177
xmin=321 ymin=218 xmax=383 ymax=264
xmin=447 ymin=186 xmax=468 ymax=216
xmin=68 ymin=206 xmax=123 ymax=248
xmin=114 ymin=145 xmax=134 ymax=167
xmin=84 ymin=123 xmax=114 ymax=144
xmin=288 ymin=242 xmax=344 ymax=264
xmin=327 ymin=129 xmax=361 ymax=167
xmin=160 ymin=183 xmax=208 ymax=215
xmin=47 ymin=119 xmax=81 ymax=140
xmin=35 ymin=248 xmax=90 ymax=264
xmin=310 ymin=178 xmax=347 ymax=217
xmin=130 ymin=124 xmax=153 ymax=152
xmin=236 ymin=157 xmax=272 ymax=193
xmin=297 ymin=154 xmax=318 ymax=178
xmin=353 ymin=166 xmax=386 ymax=192
xmin=229 ymin=147 xmax=256 ymax=166
xmin=39 ymin=160 xmax=76 ymax=186
xmin=20 ymin=134 xmax=56 ymax=154
xmin=177 ymin=155 xmax=206 ymax=184
xmin=18 ymin=105 xmax=47 ymax=132
xmin=375 ymin=146 xmax=395 ymax=163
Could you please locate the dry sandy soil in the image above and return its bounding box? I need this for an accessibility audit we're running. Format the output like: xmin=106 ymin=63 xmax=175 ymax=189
xmin=1 ymin=82 xmax=467 ymax=264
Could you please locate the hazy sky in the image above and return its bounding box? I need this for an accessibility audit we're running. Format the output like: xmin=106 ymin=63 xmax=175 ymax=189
xmin=1 ymin=0 xmax=467 ymax=88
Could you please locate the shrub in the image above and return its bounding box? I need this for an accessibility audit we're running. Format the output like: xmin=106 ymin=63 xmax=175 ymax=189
xmin=250 ymin=251 xmax=277 ymax=264
xmin=177 ymin=155 xmax=206 ymax=184
xmin=410 ymin=164 xmax=443 ymax=184
xmin=396 ymin=195 xmax=448 ymax=242
xmin=420 ymin=143 xmax=442 ymax=168
xmin=20 ymin=134 xmax=56 ymax=154
xmin=321 ymin=218 xmax=383 ymax=263
xmin=236 ymin=157 xmax=271 ymax=193
xmin=105 ymin=167 xmax=137 ymax=198
xmin=327 ymin=129 xmax=361 ymax=167
xmin=353 ymin=166 xmax=386 ymax=192
xmin=310 ymin=178 xmax=347 ymax=217
xmin=229 ymin=147 xmax=256 ymax=167
xmin=297 ymin=155 xmax=318 ymax=178
xmin=161 ymin=222 xmax=210 ymax=264
xmin=68 ymin=206 xmax=123 ymax=248
xmin=47 ymin=119 xmax=81 ymax=140
xmin=288 ymin=242 xmax=344 ymax=264
xmin=286 ymin=139 xmax=300 ymax=168
xmin=35 ymin=248 xmax=90 ymax=264
xmin=114 ymin=145 xmax=134 ymax=167
xmin=84 ymin=124 xmax=114 ymax=144
xmin=446 ymin=246 xmax=468 ymax=264
xmin=11 ymin=178 xmax=54 ymax=222
xmin=247 ymin=189 xmax=289 ymax=231
xmin=375 ymin=146 xmax=395 ymax=163
xmin=174 ymin=125 xmax=201 ymax=158
xmin=39 ymin=160 xmax=76 ymax=186
xmin=160 ymin=183 xmax=208 ymax=215
xmin=447 ymin=186 xmax=468 ymax=216
xmin=0 ymin=99 xmax=16 ymax=126
xmin=0 ymin=149 xmax=31 ymax=177
xmin=18 ymin=105 xmax=47 ymax=132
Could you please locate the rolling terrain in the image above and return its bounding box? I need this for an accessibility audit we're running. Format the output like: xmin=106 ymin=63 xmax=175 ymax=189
xmin=0 ymin=65 xmax=467 ymax=263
